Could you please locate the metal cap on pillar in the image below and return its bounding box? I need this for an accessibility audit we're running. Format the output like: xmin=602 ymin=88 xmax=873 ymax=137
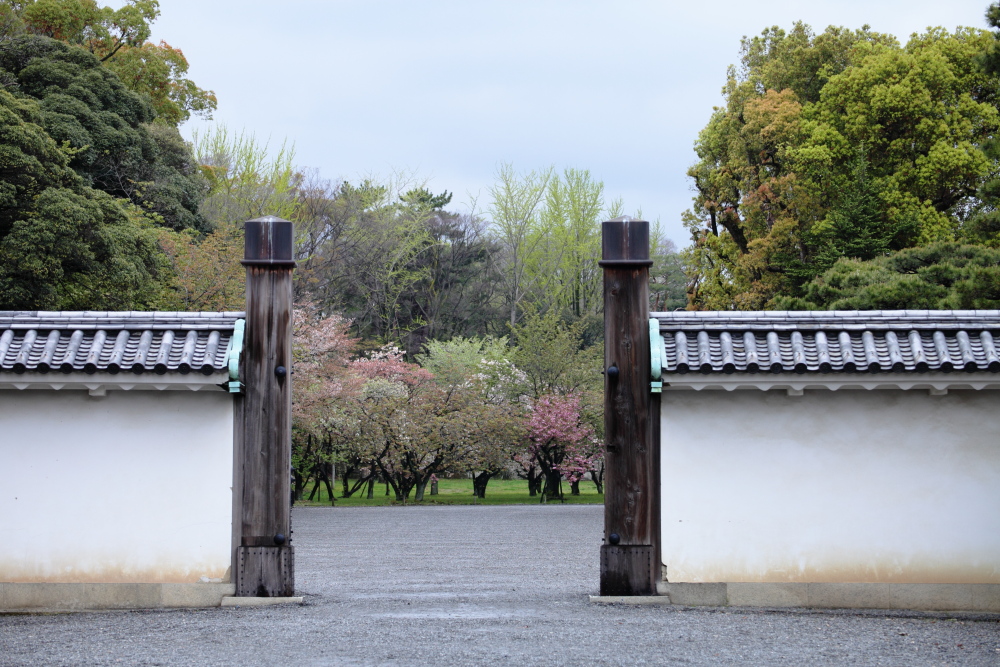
xmin=600 ymin=216 xmax=660 ymax=596
xmin=599 ymin=217 xmax=653 ymax=268
xmin=242 ymin=216 xmax=296 ymax=267
xmin=236 ymin=215 xmax=296 ymax=598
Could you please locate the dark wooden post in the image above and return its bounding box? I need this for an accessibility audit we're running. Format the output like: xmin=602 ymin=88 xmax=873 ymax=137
xmin=236 ymin=215 xmax=295 ymax=597
xmin=600 ymin=217 xmax=659 ymax=595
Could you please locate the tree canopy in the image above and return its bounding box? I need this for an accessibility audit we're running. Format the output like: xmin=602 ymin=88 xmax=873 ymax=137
xmin=777 ymin=242 xmax=1000 ymax=310
xmin=0 ymin=87 xmax=166 ymax=309
xmin=0 ymin=0 xmax=217 ymax=309
xmin=0 ymin=35 xmax=208 ymax=230
xmin=683 ymin=19 xmax=1000 ymax=309
xmin=12 ymin=0 xmax=216 ymax=123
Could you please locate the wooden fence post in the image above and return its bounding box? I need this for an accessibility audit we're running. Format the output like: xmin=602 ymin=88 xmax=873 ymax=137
xmin=236 ymin=215 xmax=295 ymax=597
xmin=600 ymin=217 xmax=659 ymax=595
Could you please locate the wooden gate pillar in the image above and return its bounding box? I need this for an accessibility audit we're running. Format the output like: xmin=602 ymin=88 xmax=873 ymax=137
xmin=600 ymin=217 xmax=659 ymax=595
xmin=236 ymin=216 xmax=295 ymax=597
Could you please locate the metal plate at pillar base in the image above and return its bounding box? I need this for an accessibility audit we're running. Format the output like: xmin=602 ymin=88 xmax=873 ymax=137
xmin=237 ymin=546 xmax=294 ymax=598
xmin=600 ymin=545 xmax=655 ymax=596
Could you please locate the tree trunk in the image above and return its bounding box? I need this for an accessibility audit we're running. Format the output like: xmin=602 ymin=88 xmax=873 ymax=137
xmin=342 ymin=469 xmax=369 ymax=499
xmin=293 ymin=467 xmax=305 ymax=501
xmin=414 ymin=478 xmax=428 ymax=502
xmin=571 ymin=479 xmax=580 ymax=496
xmin=366 ymin=476 xmax=375 ymax=499
xmin=473 ymin=471 xmax=492 ymax=499
xmin=542 ymin=469 xmax=562 ymax=503
xmin=322 ymin=466 xmax=335 ymax=506
xmin=526 ymin=469 xmax=538 ymax=496
xmin=394 ymin=477 xmax=410 ymax=503
xmin=342 ymin=468 xmax=353 ymax=498
xmin=530 ymin=473 xmax=543 ymax=496
xmin=590 ymin=463 xmax=605 ymax=494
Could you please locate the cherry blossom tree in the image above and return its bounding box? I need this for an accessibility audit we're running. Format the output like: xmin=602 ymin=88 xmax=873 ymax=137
xmin=526 ymin=394 xmax=596 ymax=502
xmin=417 ymin=336 xmax=529 ymax=498
xmin=343 ymin=347 xmax=476 ymax=502
xmin=290 ymin=303 xmax=356 ymax=503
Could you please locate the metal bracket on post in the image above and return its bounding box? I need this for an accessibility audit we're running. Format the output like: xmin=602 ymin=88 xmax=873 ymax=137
xmin=226 ymin=319 xmax=245 ymax=394
xmin=650 ymin=318 xmax=664 ymax=393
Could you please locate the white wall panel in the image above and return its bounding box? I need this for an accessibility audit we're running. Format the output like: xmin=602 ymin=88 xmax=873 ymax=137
xmin=0 ymin=390 xmax=233 ymax=583
xmin=660 ymin=389 xmax=1000 ymax=583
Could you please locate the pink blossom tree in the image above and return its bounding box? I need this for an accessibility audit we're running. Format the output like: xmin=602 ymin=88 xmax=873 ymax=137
xmin=526 ymin=394 xmax=596 ymax=502
xmin=290 ymin=303 xmax=357 ymax=503
xmin=342 ymin=347 xmax=476 ymax=502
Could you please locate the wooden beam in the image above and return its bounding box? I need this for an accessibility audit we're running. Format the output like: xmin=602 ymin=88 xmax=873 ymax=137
xmin=600 ymin=217 xmax=659 ymax=595
xmin=236 ymin=216 xmax=295 ymax=597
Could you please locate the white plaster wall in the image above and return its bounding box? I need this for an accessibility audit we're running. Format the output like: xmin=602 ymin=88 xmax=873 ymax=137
xmin=0 ymin=390 xmax=233 ymax=583
xmin=661 ymin=389 xmax=1000 ymax=584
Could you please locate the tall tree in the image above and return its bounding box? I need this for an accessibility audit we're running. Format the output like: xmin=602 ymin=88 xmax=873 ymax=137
xmin=415 ymin=335 xmax=526 ymax=499
xmin=0 ymin=87 xmax=167 ymax=309
xmin=399 ymin=207 xmax=503 ymax=351
xmin=649 ymin=236 xmax=687 ymax=312
xmin=15 ymin=0 xmax=216 ymax=124
xmin=489 ymin=163 xmax=552 ymax=327
xmin=963 ymin=2 xmax=1000 ymax=246
xmin=290 ymin=303 xmax=357 ymax=504
xmin=683 ymin=22 xmax=1000 ymax=309
xmin=526 ymin=394 xmax=595 ymax=502
xmin=344 ymin=182 xmax=437 ymax=344
xmin=0 ymin=35 xmax=209 ymax=230
xmin=510 ymin=309 xmax=600 ymax=399
xmin=155 ymin=128 xmax=299 ymax=310
xmin=537 ymin=168 xmax=604 ymax=318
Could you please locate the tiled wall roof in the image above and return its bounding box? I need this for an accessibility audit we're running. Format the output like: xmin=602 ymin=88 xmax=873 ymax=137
xmin=654 ymin=311 xmax=1000 ymax=374
xmin=0 ymin=312 xmax=244 ymax=375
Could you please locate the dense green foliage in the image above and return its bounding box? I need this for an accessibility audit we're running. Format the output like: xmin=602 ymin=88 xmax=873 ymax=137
xmin=11 ymin=0 xmax=216 ymax=123
xmin=0 ymin=0 xmax=214 ymax=310
xmin=0 ymin=35 xmax=208 ymax=230
xmin=0 ymin=87 xmax=165 ymax=308
xmin=777 ymin=243 xmax=1000 ymax=310
xmin=684 ymin=13 xmax=1000 ymax=309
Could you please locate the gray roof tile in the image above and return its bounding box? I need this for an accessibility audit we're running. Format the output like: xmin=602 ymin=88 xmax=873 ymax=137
xmin=654 ymin=310 xmax=1000 ymax=375
xmin=0 ymin=311 xmax=243 ymax=375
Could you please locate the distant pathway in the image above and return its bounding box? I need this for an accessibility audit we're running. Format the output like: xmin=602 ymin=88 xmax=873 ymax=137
xmin=2 ymin=505 xmax=998 ymax=666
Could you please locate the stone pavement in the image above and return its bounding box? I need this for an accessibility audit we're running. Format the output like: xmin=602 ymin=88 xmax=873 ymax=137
xmin=1 ymin=504 xmax=998 ymax=666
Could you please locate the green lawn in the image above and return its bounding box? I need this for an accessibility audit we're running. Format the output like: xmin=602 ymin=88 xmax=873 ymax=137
xmin=296 ymin=477 xmax=604 ymax=507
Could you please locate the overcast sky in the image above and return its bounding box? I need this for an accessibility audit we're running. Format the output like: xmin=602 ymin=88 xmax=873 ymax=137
xmin=144 ymin=0 xmax=991 ymax=245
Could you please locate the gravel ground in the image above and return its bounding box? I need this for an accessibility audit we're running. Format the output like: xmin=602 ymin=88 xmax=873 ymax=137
xmin=2 ymin=504 xmax=999 ymax=666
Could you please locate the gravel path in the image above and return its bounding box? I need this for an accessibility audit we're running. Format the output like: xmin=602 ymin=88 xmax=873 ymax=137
xmin=2 ymin=505 xmax=999 ymax=666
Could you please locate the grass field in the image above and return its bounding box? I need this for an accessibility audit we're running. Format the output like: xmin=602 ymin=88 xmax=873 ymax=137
xmin=296 ymin=477 xmax=604 ymax=507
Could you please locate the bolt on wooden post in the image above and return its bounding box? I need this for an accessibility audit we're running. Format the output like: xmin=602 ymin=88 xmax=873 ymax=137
xmin=600 ymin=217 xmax=660 ymax=596
xmin=237 ymin=216 xmax=295 ymax=597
